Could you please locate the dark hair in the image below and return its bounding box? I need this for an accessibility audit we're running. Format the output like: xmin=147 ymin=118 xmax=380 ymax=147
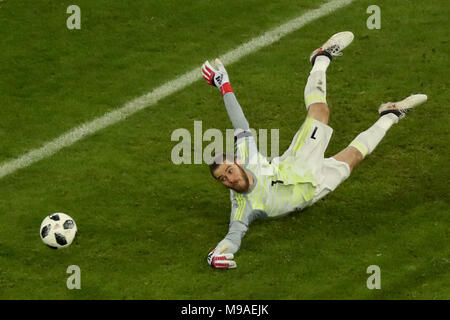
xmin=209 ymin=153 xmax=235 ymax=179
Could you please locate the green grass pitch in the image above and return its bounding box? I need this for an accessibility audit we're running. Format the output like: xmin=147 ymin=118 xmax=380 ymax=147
xmin=0 ymin=0 xmax=448 ymax=299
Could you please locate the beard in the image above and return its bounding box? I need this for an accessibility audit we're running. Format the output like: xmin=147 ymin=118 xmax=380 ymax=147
xmin=230 ymin=163 xmax=250 ymax=193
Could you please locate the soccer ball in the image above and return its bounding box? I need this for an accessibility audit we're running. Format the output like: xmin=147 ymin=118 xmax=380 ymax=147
xmin=40 ymin=213 xmax=77 ymax=249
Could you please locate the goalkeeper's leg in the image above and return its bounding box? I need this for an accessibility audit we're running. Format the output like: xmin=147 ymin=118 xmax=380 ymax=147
xmin=332 ymin=94 xmax=427 ymax=172
xmin=304 ymin=55 xmax=330 ymax=124
xmin=304 ymin=31 xmax=354 ymax=124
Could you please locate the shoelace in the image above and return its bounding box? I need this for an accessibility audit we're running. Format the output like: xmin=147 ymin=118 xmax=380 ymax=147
xmin=381 ymin=103 xmax=408 ymax=119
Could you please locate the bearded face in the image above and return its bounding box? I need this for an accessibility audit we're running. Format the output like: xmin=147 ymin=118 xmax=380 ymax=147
xmin=212 ymin=160 xmax=250 ymax=193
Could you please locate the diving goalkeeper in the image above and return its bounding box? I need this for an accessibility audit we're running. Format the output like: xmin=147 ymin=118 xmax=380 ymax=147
xmin=201 ymin=31 xmax=427 ymax=269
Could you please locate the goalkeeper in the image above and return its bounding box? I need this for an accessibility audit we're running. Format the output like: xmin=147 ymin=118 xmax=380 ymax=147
xmin=201 ymin=31 xmax=427 ymax=269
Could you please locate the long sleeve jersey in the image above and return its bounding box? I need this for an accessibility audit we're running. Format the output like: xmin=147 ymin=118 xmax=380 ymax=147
xmin=214 ymin=92 xmax=318 ymax=255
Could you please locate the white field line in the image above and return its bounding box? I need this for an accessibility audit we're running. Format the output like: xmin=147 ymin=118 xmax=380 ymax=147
xmin=0 ymin=0 xmax=354 ymax=179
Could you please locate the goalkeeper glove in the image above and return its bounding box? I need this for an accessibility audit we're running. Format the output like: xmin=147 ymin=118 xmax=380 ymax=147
xmin=207 ymin=247 xmax=237 ymax=269
xmin=201 ymin=58 xmax=233 ymax=96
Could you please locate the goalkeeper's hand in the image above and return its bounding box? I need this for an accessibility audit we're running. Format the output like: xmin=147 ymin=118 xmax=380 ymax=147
xmin=201 ymin=58 xmax=233 ymax=96
xmin=207 ymin=246 xmax=237 ymax=269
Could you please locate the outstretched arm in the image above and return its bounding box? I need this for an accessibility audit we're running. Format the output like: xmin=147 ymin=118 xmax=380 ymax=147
xmin=202 ymin=59 xmax=250 ymax=132
xmin=207 ymin=220 xmax=248 ymax=269
xmin=206 ymin=193 xmax=267 ymax=270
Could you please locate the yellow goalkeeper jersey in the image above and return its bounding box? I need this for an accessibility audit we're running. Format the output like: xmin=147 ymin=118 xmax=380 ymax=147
xmin=230 ymin=124 xmax=318 ymax=226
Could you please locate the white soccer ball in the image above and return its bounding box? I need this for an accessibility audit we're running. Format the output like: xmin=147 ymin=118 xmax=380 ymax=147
xmin=40 ymin=213 xmax=77 ymax=249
